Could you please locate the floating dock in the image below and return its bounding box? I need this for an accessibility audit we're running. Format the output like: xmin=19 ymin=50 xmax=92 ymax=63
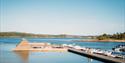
xmin=68 ymin=48 xmax=125 ymax=63
xmin=13 ymin=39 xmax=67 ymax=52
xmin=13 ymin=39 xmax=125 ymax=63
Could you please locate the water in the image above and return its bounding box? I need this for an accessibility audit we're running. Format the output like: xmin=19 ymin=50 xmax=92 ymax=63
xmin=0 ymin=38 xmax=125 ymax=63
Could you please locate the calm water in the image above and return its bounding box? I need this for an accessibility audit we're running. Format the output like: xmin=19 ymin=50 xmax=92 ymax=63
xmin=0 ymin=38 xmax=125 ymax=63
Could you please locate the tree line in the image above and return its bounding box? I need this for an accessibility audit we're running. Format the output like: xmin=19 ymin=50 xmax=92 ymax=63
xmin=0 ymin=32 xmax=90 ymax=38
xmin=97 ymin=32 xmax=125 ymax=40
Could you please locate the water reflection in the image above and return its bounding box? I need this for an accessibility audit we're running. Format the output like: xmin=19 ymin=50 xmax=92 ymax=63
xmin=87 ymin=57 xmax=93 ymax=63
xmin=14 ymin=51 xmax=102 ymax=63
xmin=13 ymin=51 xmax=29 ymax=63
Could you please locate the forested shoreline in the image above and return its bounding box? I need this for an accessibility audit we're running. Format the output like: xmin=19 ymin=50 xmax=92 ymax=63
xmin=0 ymin=32 xmax=124 ymax=40
xmin=0 ymin=32 xmax=92 ymax=38
xmin=97 ymin=32 xmax=125 ymax=40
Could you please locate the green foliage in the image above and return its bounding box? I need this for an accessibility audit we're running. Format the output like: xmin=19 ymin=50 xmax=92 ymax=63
xmin=97 ymin=32 xmax=125 ymax=40
xmin=0 ymin=32 xmax=90 ymax=38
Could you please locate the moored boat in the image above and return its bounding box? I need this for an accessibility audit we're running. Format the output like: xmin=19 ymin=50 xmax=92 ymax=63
xmin=112 ymin=45 xmax=125 ymax=52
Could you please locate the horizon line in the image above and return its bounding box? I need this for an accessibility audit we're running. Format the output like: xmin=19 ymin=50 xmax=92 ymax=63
xmin=0 ymin=31 xmax=124 ymax=36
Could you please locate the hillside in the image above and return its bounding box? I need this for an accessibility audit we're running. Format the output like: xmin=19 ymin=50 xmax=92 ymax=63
xmin=0 ymin=32 xmax=94 ymax=38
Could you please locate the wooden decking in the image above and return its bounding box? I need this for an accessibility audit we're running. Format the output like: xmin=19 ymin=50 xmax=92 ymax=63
xmin=68 ymin=48 xmax=125 ymax=63
xmin=13 ymin=39 xmax=125 ymax=63
xmin=13 ymin=39 xmax=67 ymax=52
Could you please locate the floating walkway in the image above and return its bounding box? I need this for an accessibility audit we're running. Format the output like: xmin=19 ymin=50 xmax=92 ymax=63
xmin=68 ymin=48 xmax=125 ymax=63
xmin=13 ymin=39 xmax=67 ymax=52
xmin=13 ymin=39 xmax=125 ymax=63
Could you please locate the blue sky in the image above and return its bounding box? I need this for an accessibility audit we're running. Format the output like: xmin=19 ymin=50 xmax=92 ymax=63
xmin=0 ymin=0 xmax=125 ymax=35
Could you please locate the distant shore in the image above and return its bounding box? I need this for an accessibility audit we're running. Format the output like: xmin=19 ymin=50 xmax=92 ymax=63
xmin=72 ymin=39 xmax=125 ymax=42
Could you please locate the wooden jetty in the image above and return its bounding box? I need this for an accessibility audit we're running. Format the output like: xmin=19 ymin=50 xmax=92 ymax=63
xmin=68 ymin=48 xmax=125 ymax=63
xmin=13 ymin=39 xmax=125 ymax=63
xmin=13 ymin=39 xmax=67 ymax=52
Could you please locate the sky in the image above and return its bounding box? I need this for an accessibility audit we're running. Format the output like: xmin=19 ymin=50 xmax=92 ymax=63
xmin=0 ymin=0 xmax=125 ymax=35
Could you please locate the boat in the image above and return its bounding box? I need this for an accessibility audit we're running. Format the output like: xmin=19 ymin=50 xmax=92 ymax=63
xmin=111 ymin=52 xmax=125 ymax=59
xmin=112 ymin=45 xmax=125 ymax=52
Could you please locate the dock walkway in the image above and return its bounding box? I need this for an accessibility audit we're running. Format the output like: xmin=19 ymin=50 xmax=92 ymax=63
xmin=68 ymin=48 xmax=125 ymax=63
xmin=13 ymin=39 xmax=67 ymax=52
xmin=13 ymin=39 xmax=125 ymax=63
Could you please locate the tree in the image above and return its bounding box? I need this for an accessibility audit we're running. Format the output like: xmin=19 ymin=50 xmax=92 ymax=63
xmin=97 ymin=32 xmax=125 ymax=40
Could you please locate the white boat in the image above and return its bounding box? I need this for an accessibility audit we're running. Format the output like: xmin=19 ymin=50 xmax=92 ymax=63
xmin=112 ymin=45 xmax=125 ymax=52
